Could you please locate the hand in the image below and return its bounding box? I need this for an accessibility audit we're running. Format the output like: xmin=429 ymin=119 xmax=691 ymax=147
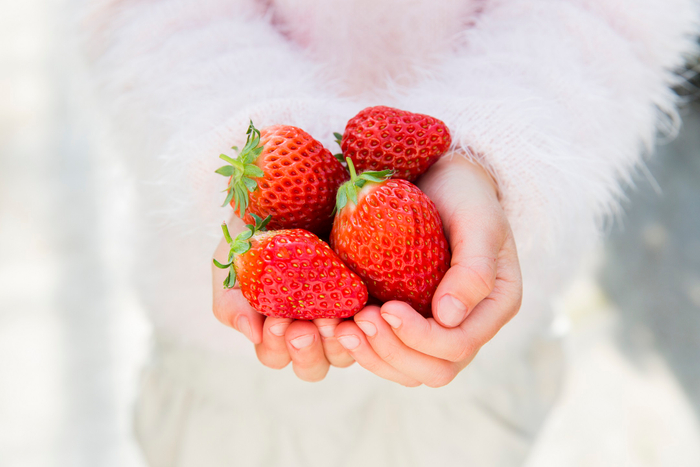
xmin=212 ymin=217 xmax=355 ymax=382
xmin=334 ymin=155 xmax=523 ymax=387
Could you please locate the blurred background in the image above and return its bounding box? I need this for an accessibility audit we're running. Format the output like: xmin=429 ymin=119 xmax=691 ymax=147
xmin=1 ymin=1 xmax=699 ymax=466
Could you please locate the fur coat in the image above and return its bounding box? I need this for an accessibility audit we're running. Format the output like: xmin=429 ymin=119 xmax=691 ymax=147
xmin=81 ymin=0 xmax=698 ymax=464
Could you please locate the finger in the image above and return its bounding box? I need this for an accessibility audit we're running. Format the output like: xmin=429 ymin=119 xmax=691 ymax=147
xmin=212 ymin=236 xmax=264 ymax=344
xmin=417 ymin=156 xmax=506 ymax=328
xmin=382 ymin=235 xmax=522 ymax=363
xmin=353 ymin=307 xmax=459 ymax=388
xmin=380 ymin=301 xmax=479 ymax=363
xmin=432 ymin=204 xmax=506 ymax=328
xmin=285 ymin=320 xmax=330 ymax=382
xmin=213 ymin=290 xmax=265 ymax=344
xmin=456 ymin=232 xmax=522 ymax=342
xmin=313 ymin=318 xmax=355 ymax=368
xmin=254 ymin=317 xmax=293 ymax=369
xmin=335 ymin=318 xmax=422 ymax=387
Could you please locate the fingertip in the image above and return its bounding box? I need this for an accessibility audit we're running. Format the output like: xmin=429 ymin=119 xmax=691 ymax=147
xmin=379 ymin=301 xmax=423 ymax=330
xmin=254 ymin=343 xmax=290 ymax=370
xmin=335 ymin=321 xmax=363 ymax=351
xmin=380 ymin=300 xmax=416 ymax=317
xmin=267 ymin=317 xmax=293 ymax=337
xmin=312 ymin=318 xmax=341 ymax=339
xmin=353 ymin=307 xmax=380 ymax=324
xmin=336 ymin=334 xmax=361 ymax=351
xmin=354 ymin=306 xmax=387 ymax=338
xmin=289 ymin=333 xmax=317 ymax=350
xmin=432 ymin=256 xmax=497 ymax=328
xmin=353 ymin=305 xmax=381 ymax=319
xmin=333 ymin=359 xmax=356 ymax=369
xmin=334 ymin=320 xmax=358 ymax=335
xmin=239 ymin=314 xmax=265 ymax=344
xmin=285 ymin=320 xmax=321 ymax=350
xmin=380 ymin=311 xmax=403 ymax=329
xmin=313 ymin=318 xmax=342 ymax=327
xmin=213 ymin=286 xmax=266 ymax=343
xmin=433 ymin=293 xmax=468 ymax=328
xmin=285 ymin=319 xmax=319 ymax=339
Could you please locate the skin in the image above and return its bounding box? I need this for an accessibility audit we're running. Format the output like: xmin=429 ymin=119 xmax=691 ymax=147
xmin=212 ymin=154 xmax=522 ymax=386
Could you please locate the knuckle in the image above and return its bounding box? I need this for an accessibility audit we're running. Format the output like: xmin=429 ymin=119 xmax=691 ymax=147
xmin=376 ymin=343 xmax=403 ymax=365
xmin=358 ymin=356 xmax=385 ymax=375
xmin=497 ymin=284 xmax=523 ymax=325
xmin=465 ymin=257 xmax=497 ymax=295
xmin=397 ymin=320 xmax=432 ymax=349
xmin=511 ymin=292 xmax=523 ymax=318
xmin=447 ymin=341 xmax=474 ymax=363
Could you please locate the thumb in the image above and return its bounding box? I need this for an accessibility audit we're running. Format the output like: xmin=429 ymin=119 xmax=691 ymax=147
xmin=417 ymin=156 xmax=507 ymax=328
xmin=432 ymin=207 xmax=504 ymax=327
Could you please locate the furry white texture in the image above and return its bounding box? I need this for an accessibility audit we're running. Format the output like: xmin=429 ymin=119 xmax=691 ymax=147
xmin=82 ymin=0 xmax=698 ymax=351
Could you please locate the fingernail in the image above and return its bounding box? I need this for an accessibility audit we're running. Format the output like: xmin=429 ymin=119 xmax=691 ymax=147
xmin=356 ymin=321 xmax=377 ymax=337
xmin=337 ymin=335 xmax=360 ymax=350
xmin=381 ymin=313 xmax=402 ymax=329
xmin=290 ymin=334 xmax=315 ymax=349
xmin=269 ymin=322 xmax=289 ymax=337
xmin=438 ymin=295 xmax=468 ymax=327
xmin=237 ymin=316 xmax=253 ymax=342
xmin=318 ymin=325 xmax=335 ymax=338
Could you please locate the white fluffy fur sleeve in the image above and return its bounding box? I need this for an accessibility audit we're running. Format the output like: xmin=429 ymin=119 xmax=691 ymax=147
xmin=398 ymin=0 xmax=699 ymax=256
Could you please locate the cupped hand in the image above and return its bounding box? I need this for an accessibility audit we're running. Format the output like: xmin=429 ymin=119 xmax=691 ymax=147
xmin=334 ymin=155 xmax=523 ymax=387
xmin=212 ymin=217 xmax=355 ymax=382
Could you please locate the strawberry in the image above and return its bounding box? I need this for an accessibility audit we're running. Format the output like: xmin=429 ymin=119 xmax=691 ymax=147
xmin=330 ymin=159 xmax=450 ymax=316
xmin=217 ymin=122 xmax=348 ymax=235
xmin=336 ymin=106 xmax=451 ymax=182
xmin=214 ymin=215 xmax=368 ymax=320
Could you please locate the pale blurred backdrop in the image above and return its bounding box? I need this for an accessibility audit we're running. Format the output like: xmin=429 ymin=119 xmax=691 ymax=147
xmin=1 ymin=1 xmax=699 ymax=466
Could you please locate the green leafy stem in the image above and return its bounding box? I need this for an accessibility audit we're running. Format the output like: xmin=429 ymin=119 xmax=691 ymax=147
xmin=216 ymin=120 xmax=265 ymax=216
xmin=335 ymin=157 xmax=393 ymax=212
xmin=213 ymin=214 xmax=272 ymax=289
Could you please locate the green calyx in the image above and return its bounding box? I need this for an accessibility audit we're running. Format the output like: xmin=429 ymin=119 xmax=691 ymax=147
xmin=215 ymin=120 xmax=265 ymax=215
xmin=335 ymin=157 xmax=392 ymax=212
xmin=212 ymin=214 xmax=272 ymax=289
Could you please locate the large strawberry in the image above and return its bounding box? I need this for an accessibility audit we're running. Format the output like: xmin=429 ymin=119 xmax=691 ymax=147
xmin=336 ymin=106 xmax=451 ymax=182
xmin=330 ymin=159 xmax=450 ymax=316
xmin=214 ymin=215 xmax=368 ymax=320
xmin=217 ymin=122 xmax=348 ymax=235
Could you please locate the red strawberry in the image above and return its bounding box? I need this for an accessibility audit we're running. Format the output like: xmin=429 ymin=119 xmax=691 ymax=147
xmin=217 ymin=122 xmax=348 ymax=235
xmin=214 ymin=215 xmax=368 ymax=320
xmin=330 ymin=160 xmax=450 ymax=316
xmin=337 ymin=106 xmax=451 ymax=182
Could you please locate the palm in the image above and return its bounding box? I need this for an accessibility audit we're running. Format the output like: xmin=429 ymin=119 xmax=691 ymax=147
xmin=213 ymin=155 xmax=523 ymax=386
